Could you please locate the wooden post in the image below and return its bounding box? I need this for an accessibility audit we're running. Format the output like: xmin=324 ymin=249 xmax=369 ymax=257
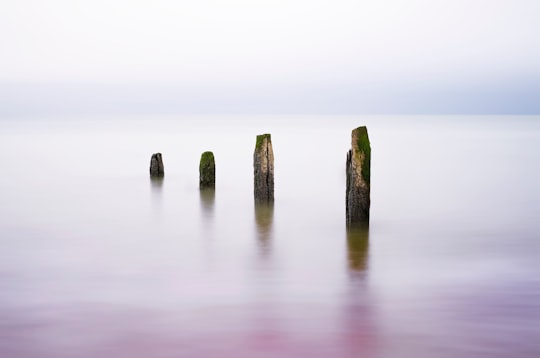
xmin=149 ymin=153 xmax=164 ymax=177
xmin=199 ymin=151 xmax=216 ymax=188
xmin=346 ymin=126 xmax=371 ymax=225
xmin=253 ymin=134 xmax=274 ymax=203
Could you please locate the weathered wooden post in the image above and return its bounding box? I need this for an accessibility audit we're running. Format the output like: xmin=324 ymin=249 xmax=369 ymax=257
xmin=149 ymin=153 xmax=164 ymax=177
xmin=253 ymin=134 xmax=274 ymax=203
xmin=346 ymin=126 xmax=371 ymax=226
xmin=199 ymin=151 xmax=215 ymax=188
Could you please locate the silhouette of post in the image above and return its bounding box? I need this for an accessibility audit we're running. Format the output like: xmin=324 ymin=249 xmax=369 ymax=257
xmin=149 ymin=153 xmax=164 ymax=177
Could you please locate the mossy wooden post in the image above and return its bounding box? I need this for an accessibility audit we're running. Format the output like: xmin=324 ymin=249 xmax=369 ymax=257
xmin=254 ymin=134 xmax=274 ymax=202
xmin=346 ymin=126 xmax=371 ymax=226
xmin=199 ymin=151 xmax=215 ymax=188
xmin=149 ymin=153 xmax=164 ymax=177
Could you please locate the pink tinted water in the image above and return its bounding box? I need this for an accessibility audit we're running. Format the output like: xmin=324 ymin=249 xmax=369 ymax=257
xmin=0 ymin=116 xmax=539 ymax=357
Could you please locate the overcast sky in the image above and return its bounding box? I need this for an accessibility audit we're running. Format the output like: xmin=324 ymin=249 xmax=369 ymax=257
xmin=1 ymin=0 xmax=539 ymax=115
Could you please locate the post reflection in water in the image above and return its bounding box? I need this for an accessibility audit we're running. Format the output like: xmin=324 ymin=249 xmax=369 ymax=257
xmin=150 ymin=176 xmax=164 ymax=192
xmin=254 ymin=202 xmax=274 ymax=259
xmin=342 ymin=225 xmax=376 ymax=357
xmin=150 ymin=177 xmax=164 ymax=214
xmin=346 ymin=225 xmax=370 ymax=280
xmin=199 ymin=188 xmax=216 ymax=248
xmin=199 ymin=188 xmax=216 ymax=220
xmin=248 ymin=202 xmax=279 ymax=353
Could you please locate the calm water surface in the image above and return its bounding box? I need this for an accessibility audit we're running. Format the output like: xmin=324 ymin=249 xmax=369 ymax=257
xmin=0 ymin=115 xmax=539 ymax=357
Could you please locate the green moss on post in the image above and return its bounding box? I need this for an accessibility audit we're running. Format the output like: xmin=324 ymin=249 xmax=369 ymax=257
xmin=199 ymin=151 xmax=215 ymax=188
xmin=355 ymin=126 xmax=371 ymax=186
xmin=256 ymin=134 xmax=271 ymax=150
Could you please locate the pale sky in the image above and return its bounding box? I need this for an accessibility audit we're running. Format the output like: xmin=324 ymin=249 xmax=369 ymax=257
xmin=1 ymin=0 xmax=539 ymax=114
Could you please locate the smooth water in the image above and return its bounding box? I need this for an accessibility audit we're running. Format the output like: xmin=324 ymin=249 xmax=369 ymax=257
xmin=0 ymin=115 xmax=539 ymax=357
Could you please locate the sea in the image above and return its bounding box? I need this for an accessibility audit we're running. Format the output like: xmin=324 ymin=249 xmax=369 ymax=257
xmin=0 ymin=115 xmax=539 ymax=357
